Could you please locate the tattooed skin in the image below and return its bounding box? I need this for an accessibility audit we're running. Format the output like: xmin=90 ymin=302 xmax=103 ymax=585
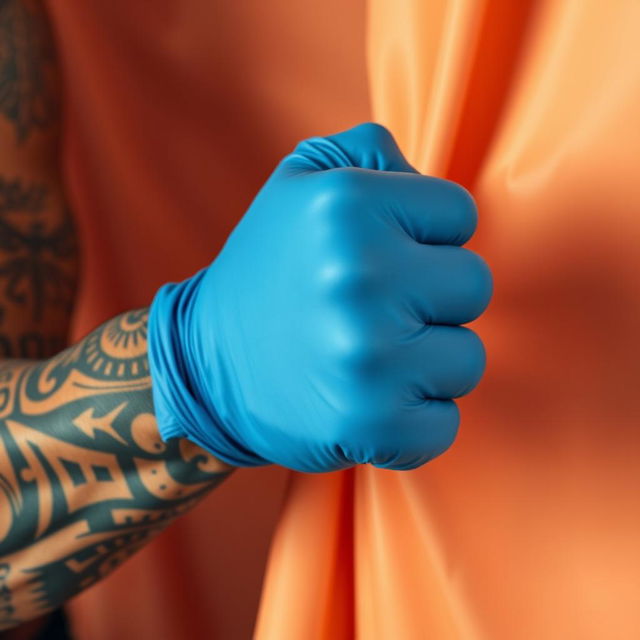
xmin=0 ymin=0 xmax=57 ymax=142
xmin=0 ymin=310 xmax=233 ymax=629
xmin=0 ymin=2 xmax=231 ymax=633
xmin=0 ymin=0 xmax=77 ymax=362
xmin=0 ymin=175 xmax=77 ymax=329
xmin=0 ymin=173 xmax=77 ymax=361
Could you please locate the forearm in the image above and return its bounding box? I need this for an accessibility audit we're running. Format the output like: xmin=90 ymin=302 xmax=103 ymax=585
xmin=0 ymin=308 xmax=234 ymax=630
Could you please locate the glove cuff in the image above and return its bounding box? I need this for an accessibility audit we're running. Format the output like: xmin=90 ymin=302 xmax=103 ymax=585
xmin=148 ymin=269 xmax=268 ymax=467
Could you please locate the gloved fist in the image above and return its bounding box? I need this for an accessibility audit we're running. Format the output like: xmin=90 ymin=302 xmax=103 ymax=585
xmin=148 ymin=123 xmax=492 ymax=472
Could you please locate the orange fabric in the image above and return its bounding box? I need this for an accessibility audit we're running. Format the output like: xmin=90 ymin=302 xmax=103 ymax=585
xmin=256 ymin=1 xmax=640 ymax=639
xmin=44 ymin=1 xmax=369 ymax=638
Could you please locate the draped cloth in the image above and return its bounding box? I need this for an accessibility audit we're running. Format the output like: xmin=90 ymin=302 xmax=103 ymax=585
xmin=45 ymin=1 xmax=640 ymax=638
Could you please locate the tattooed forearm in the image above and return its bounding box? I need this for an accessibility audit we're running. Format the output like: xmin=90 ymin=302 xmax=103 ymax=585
xmin=0 ymin=563 xmax=19 ymax=628
xmin=0 ymin=309 xmax=234 ymax=629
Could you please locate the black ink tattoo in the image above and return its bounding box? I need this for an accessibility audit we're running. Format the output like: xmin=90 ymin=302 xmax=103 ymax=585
xmin=0 ymin=0 xmax=57 ymax=141
xmin=0 ymin=176 xmax=76 ymax=324
xmin=0 ymin=310 xmax=232 ymax=629
xmin=0 ymin=1 xmax=78 ymax=363
xmin=0 ymin=563 xmax=20 ymax=628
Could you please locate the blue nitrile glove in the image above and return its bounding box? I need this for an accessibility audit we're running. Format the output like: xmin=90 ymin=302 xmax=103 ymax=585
xmin=148 ymin=123 xmax=492 ymax=472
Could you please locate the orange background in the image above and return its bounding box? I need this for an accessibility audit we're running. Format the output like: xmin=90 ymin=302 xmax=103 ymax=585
xmin=45 ymin=1 xmax=640 ymax=638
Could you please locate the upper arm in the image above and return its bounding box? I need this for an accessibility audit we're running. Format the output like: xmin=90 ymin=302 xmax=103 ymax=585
xmin=0 ymin=0 xmax=78 ymax=359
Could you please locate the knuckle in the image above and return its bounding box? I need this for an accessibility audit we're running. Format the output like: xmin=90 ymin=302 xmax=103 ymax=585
xmin=356 ymin=121 xmax=394 ymax=146
xmin=320 ymin=259 xmax=379 ymax=300
xmin=346 ymin=340 xmax=386 ymax=374
xmin=307 ymin=169 xmax=365 ymax=221
xmin=332 ymin=325 xmax=388 ymax=374
xmin=321 ymin=168 xmax=365 ymax=201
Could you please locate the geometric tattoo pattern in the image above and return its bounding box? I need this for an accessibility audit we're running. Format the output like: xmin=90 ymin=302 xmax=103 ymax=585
xmin=0 ymin=310 xmax=231 ymax=628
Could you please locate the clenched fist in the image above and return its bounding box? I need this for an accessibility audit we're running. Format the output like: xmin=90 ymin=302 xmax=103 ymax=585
xmin=148 ymin=123 xmax=493 ymax=471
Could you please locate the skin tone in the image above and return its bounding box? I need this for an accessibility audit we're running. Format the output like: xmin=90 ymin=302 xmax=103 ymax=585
xmin=0 ymin=1 xmax=235 ymax=633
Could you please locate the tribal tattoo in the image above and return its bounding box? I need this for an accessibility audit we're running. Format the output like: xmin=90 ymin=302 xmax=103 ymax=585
xmin=0 ymin=309 xmax=233 ymax=630
xmin=0 ymin=175 xmax=77 ymax=338
xmin=0 ymin=173 xmax=77 ymax=361
xmin=0 ymin=0 xmax=58 ymax=142
xmin=0 ymin=0 xmax=78 ymax=361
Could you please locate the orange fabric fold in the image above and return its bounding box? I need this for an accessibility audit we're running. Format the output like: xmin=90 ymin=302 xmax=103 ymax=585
xmin=256 ymin=1 xmax=640 ymax=638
